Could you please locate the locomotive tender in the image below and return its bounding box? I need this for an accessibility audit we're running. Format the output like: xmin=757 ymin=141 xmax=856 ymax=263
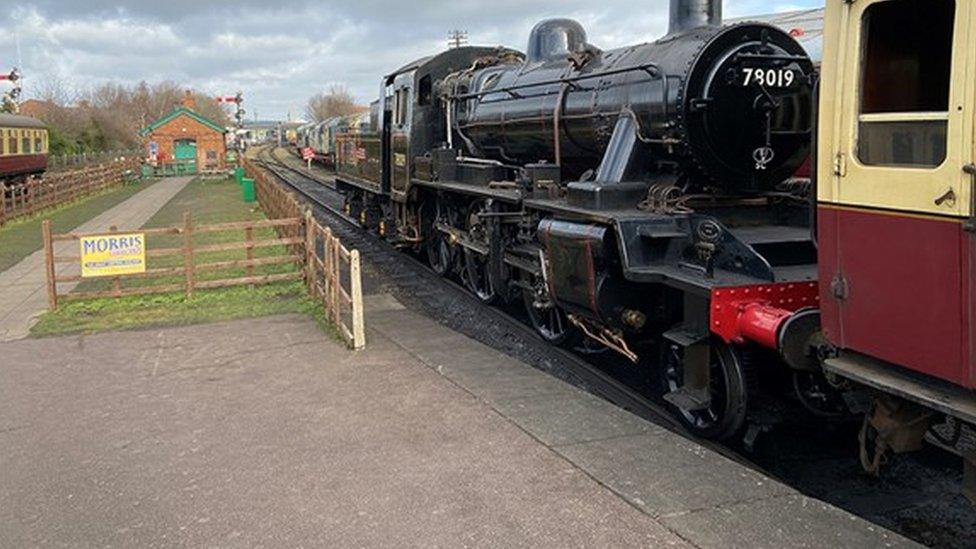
xmin=335 ymin=0 xmax=975 ymax=479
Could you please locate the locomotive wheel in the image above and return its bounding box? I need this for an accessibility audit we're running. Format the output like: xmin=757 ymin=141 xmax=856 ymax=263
xmin=520 ymin=272 xmax=577 ymax=346
xmin=426 ymin=229 xmax=452 ymax=277
xmin=659 ymin=338 xmax=751 ymax=441
xmin=464 ymin=250 xmax=496 ymax=303
xmin=792 ymin=371 xmax=847 ymax=418
xmin=343 ymin=193 xmax=363 ymax=223
xmin=462 ymin=202 xmax=497 ymax=303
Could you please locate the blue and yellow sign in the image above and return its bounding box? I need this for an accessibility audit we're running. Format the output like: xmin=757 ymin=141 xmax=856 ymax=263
xmin=79 ymin=233 xmax=146 ymax=278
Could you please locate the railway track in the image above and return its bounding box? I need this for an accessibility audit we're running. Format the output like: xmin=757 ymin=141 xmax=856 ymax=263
xmin=252 ymin=146 xmax=696 ymax=437
xmin=251 ymin=146 xmax=976 ymax=547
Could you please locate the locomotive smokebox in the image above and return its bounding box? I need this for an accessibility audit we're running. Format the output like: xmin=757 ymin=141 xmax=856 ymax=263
xmin=669 ymin=0 xmax=722 ymax=34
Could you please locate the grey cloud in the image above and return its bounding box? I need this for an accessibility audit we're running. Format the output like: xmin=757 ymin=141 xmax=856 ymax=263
xmin=2 ymin=0 xmax=823 ymax=120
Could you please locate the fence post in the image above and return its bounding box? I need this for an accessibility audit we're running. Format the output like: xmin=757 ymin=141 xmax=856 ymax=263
xmin=109 ymin=225 xmax=122 ymax=299
xmin=304 ymin=209 xmax=315 ymax=296
xmin=332 ymin=233 xmax=341 ymax=324
xmin=324 ymin=228 xmax=334 ymax=321
xmin=183 ymin=212 xmax=195 ymax=299
xmin=0 ymin=182 xmax=6 ymax=227
xmin=245 ymin=225 xmax=255 ymax=288
xmin=27 ymin=178 xmax=35 ymax=217
xmin=350 ymin=250 xmax=365 ymax=350
xmin=42 ymin=220 xmax=58 ymax=311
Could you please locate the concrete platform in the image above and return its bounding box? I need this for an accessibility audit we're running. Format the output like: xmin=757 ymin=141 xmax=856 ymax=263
xmin=0 ymin=295 xmax=921 ymax=547
xmin=0 ymin=177 xmax=192 ymax=342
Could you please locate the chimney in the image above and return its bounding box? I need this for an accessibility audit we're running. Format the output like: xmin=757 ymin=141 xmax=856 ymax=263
xmin=668 ymin=0 xmax=722 ymax=35
xmin=181 ymin=90 xmax=196 ymax=111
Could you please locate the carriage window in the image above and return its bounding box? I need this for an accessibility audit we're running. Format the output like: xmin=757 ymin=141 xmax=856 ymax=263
xmin=34 ymin=136 xmax=42 ymax=153
xmin=22 ymin=135 xmax=30 ymax=153
xmin=9 ymin=133 xmax=17 ymax=154
xmin=857 ymin=0 xmax=954 ymax=167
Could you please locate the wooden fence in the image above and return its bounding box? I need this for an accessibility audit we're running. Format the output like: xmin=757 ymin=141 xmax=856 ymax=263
xmin=245 ymin=156 xmax=366 ymax=349
xmin=43 ymin=216 xmax=305 ymax=305
xmin=41 ymin=158 xmax=367 ymax=350
xmin=1 ymin=158 xmax=140 ymax=227
xmin=48 ymin=149 xmax=142 ymax=171
xmin=304 ymin=210 xmax=366 ymax=349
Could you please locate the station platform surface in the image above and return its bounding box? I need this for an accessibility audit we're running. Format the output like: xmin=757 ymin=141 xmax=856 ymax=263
xmin=0 ymin=294 xmax=919 ymax=547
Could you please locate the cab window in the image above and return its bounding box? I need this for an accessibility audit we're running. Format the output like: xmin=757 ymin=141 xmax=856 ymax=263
xmin=857 ymin=0 xmax=955 ymax=167
xmin=417 ymin=75 xmax=432 ymax=106
xmin=394 ymin=89 xmax=406 ymax=127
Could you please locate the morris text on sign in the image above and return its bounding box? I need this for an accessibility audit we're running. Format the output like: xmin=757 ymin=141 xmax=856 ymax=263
xmin=79 ymin=233 xmax=147 ymax=278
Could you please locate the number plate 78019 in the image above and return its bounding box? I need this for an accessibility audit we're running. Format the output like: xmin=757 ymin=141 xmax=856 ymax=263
xmin=741 ymin=67 xmax=797 ymax=88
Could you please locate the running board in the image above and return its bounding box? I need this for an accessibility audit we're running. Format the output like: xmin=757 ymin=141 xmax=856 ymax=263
xmin=824 ymin=354 xmax=976 ymax=425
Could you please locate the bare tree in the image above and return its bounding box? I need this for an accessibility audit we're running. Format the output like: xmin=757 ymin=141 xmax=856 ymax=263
xmin=192 ymin=91 xmax=231 ymax=127
xmin=305 ymin=84 xmax=361 ymax=122
xmin=31 ymin=74 xmax=76 ymax=107
xmin=21 ymin=78 xmax=233 ymax=153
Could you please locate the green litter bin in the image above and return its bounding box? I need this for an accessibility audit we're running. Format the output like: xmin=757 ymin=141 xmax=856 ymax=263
xmin=234 ymin=167 xmax=245 ymax=185
xmin=241 ymin=178 xmax=256 ymax=203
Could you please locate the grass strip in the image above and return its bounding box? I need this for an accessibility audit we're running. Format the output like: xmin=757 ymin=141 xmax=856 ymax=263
xmin=0 ymin=180 xmax=156 ymax=272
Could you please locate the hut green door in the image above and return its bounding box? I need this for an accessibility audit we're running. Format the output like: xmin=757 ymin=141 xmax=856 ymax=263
xmin=173 ymin=139 xmax=197 ymax=175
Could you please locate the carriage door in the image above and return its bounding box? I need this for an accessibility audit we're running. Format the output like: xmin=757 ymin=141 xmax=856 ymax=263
xmin=389 ymin=72 xmax=413 ymax=201
xmin=825 ymin=0 xmax=972 ymax=386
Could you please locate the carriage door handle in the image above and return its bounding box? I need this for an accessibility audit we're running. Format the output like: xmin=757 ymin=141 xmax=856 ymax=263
xmin=935 ymin=188 xmax=956 ymax=207
xmin=964 ymin=164 xmax=976 ymax=232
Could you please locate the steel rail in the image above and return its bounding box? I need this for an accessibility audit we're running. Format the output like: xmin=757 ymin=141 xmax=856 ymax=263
xmin=250 ymin=145 xmax=763 ymax=470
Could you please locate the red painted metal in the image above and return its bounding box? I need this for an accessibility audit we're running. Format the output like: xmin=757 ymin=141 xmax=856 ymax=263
xmin=737 ymin=303 xmax=792 ymax=349
xmin=710 ymin=282 xmax=819 ymax=348
xmin=0 ymin=153 xmax=46 ymax=178
xmin=818 ymin=205 xmax=969 ymax=388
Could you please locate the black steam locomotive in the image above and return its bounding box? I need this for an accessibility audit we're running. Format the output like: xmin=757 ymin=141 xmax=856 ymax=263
xmin=335 ymin=0 xmax=817 ymax=439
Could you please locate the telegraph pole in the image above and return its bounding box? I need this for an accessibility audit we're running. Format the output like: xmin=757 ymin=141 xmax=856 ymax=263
xmin=448 ymin=30 xmax=468 ymax=49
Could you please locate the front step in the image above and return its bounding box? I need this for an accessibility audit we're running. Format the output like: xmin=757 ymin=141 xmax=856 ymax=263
xmin=663 ymin=386 xmax=711 ymax=412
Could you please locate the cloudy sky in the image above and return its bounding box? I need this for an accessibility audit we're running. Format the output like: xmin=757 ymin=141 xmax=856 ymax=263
xmin=0 ymin=0 xmax=820 ymax=121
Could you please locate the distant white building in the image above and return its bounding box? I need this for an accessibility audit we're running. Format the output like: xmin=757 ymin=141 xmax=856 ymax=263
xmin=730 ymin=8 xmax=823 ymax=64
